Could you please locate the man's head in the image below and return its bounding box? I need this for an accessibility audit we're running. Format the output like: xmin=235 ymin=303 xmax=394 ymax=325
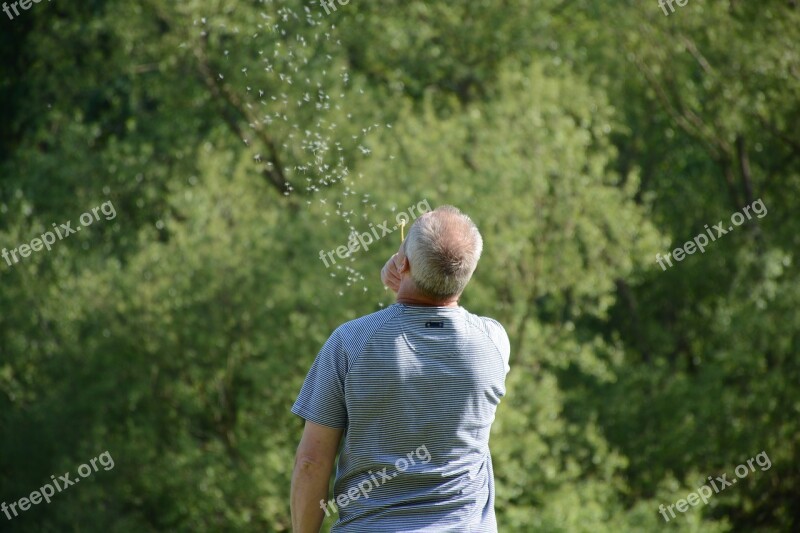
xmin=401 ymin=205 xmax=483 ymax=300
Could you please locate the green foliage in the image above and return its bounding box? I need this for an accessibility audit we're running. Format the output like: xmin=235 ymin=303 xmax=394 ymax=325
xmin=0 ymin=0 xmax=797 ymax=531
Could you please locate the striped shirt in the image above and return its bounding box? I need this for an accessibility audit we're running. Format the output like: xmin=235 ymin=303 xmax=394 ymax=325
xmin=292 ymin=303 xmax=510 ymax=532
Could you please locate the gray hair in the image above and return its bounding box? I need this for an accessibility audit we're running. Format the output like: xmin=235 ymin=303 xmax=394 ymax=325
xmin=404 ymin=205 xmax=483 ymax=299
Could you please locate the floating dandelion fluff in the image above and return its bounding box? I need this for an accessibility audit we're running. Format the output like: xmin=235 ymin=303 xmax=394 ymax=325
xmin=197 ymin=2 xmax=397 ymax=299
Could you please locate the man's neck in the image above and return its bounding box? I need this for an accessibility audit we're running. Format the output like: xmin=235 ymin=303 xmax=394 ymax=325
xmin=396 ymin=286 xmax=459 ymax=307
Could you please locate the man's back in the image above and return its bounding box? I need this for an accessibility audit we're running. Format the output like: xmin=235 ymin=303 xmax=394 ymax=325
xmin=292 ymin=303 xmax=510 ymax=532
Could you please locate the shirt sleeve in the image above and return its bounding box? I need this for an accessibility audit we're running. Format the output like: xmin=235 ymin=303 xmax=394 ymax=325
xmin=291 ymin=329 xmax=348 ymax=429
xmin=487 ymin=318 xmax=511 ymax=375
xmin=499 ymin=327 xmax=511 ymax=374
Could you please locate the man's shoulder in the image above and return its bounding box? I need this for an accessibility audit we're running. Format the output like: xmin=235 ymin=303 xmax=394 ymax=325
xmin=334 ymin=304 xmax=404 ymax=340
xmin=461 ymin=309 xmax=508 ymax=338
xmin=460 ymin=309 xmax=511 ymax=367
xmin=333 ymin=304 xmax=509 ymax=351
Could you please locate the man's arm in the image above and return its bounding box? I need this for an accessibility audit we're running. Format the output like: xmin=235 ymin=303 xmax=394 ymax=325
xmin=291 ymin=420 xmax=344 ymax=533
xmin=380 ymin=246 xmax=407 ymax=292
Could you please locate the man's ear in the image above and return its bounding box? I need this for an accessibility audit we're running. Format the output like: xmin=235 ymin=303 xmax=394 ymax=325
xmin=397 ymin=255 xmax=410 ymax=273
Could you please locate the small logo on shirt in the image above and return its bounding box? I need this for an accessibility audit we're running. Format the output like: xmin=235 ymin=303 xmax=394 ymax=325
xmin=425 ymin=321 xmax=444 ymax=328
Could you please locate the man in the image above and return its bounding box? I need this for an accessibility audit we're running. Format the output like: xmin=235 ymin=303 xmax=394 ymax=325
xmin=290 ymin=205 xmax=510 ymax=532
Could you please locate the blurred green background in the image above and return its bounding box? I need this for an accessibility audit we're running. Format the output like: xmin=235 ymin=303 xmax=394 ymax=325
xmin=1 ymin=0 xmax=798 ymax=531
